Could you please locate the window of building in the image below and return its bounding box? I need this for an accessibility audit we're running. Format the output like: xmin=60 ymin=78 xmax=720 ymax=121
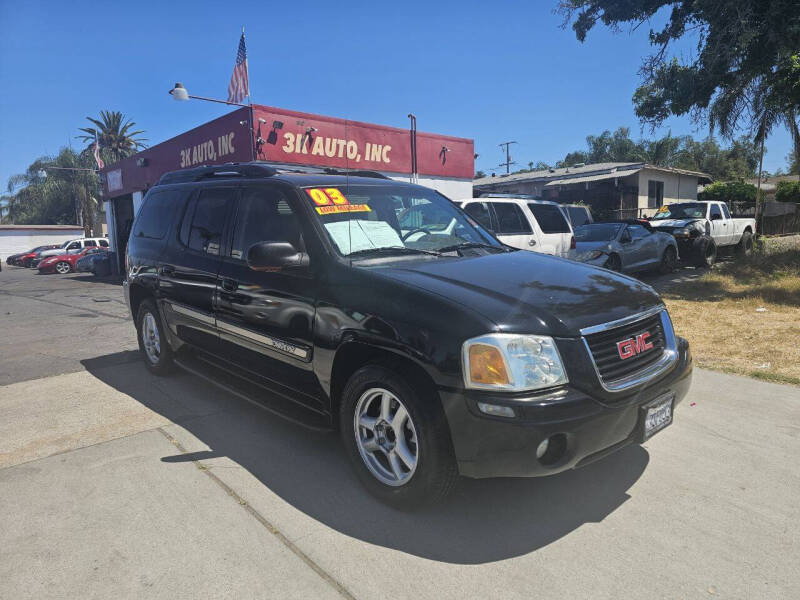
xmin=187 ymin=188 xmax=235 ymax=254
xmin=489 ymin=202 xmax=532 ymax=234
xmin=230 ymin=187 xmax=301 ymax=260
xmin=647 ymin=181 xmax=664 ymax=208
xmin=527 ymin=203 xmax=570 ymax=233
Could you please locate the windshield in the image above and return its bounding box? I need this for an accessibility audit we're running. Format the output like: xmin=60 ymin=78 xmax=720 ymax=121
xmin=306 ymin=184 xmax=503 ymax=257
xmin=574 ymin=223 xmax=622 ymax=241
xmin=652 ymin=203 xmax=706 ymax=220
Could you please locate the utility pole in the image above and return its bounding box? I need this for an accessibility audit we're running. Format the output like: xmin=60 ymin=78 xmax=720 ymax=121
xmin=498 ymin=141 xmax=517 ymax=174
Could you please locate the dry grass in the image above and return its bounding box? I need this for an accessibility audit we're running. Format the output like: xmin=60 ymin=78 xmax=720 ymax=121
xmin=661 ymin=238 xmax=800 ymax=385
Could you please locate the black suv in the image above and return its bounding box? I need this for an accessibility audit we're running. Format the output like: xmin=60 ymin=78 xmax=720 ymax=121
xmin=125 ymin=163 xmax=692 ymax=507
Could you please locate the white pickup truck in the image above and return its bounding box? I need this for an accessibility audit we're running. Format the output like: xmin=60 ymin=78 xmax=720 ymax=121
xmin=649 ymin=201 xmax=755 ymax=267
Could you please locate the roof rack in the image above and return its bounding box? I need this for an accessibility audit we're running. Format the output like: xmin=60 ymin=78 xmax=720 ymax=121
xmin=156 ymin=163 xmax=278 ymax=185
xmin=322 ymin=168 xmax=389 ymax=179
xmin=477 ymin=192 xmax=542 ymax=199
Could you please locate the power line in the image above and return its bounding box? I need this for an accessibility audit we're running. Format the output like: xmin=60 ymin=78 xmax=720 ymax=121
xmin=498 ymin=141 xmax=517 ymax=174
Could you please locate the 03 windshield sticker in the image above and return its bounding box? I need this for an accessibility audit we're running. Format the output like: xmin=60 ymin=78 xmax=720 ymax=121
xmin=305 ymin=188 xmax=372 ymax=215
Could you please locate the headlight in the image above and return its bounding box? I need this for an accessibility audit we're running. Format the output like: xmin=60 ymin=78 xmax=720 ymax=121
xmin=462 ymin=334 xmax=568 ymax=391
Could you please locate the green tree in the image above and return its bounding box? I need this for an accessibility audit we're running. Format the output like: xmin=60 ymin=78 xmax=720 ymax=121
xmin=5 ymin=147 xmax=100 ymax=234
xmin=474 ymin=170 xmax=487 ymax=179
xmin=698 ymin=181 xmax=758 ymax=203
xmin=775 ymin=181 xmax=800 ymax=203
xmin=558 ymin=1 xmax=800 ymax=147
xmin=77 ymin=110 xmax=147 ymax=164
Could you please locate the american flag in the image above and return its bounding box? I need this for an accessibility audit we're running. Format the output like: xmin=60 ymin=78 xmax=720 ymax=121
xmin=227 ymin=32 xmax=249 ymax=104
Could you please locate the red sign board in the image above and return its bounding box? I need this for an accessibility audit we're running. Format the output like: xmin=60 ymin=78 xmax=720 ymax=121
xmin=102 ymin=105 xmax=473 ymax=197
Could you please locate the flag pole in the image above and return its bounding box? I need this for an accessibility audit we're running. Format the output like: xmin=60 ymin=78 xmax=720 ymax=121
xmin=243 ymin=26 xmax=252 ymax=107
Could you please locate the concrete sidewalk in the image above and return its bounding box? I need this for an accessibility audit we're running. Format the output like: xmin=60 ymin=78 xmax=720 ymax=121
xmin=2 ymin=358 xmax=798 ymax=599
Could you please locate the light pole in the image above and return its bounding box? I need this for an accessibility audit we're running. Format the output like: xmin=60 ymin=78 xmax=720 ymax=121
xmin=168 ymin=83 xmax=255 ymax=160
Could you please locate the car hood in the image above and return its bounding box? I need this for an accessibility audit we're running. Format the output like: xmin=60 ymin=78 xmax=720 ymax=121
xmin=651 ymin=218 xmax=702 ymax=229
xmin=374 ymin=251 xmax=662 ymax=337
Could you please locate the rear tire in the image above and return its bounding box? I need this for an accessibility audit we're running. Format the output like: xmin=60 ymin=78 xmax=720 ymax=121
xmin=340 ymin=364 xmax=458 ymax=509
xmin=736 ymin=230 xmax=753 ymax=257
xmin=692 ymin=237 xmax=716 ymax=268
xmin=659 ymin=246 xmax=678 ymax=274
xmin=136 ymin=299 xmax=174 ymax=376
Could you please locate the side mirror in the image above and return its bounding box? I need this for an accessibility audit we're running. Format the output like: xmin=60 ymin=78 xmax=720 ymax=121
xmin=247 ymin=241 xmax=309 ymax=271
xmin=620 ymin=232 xmax=632 ymax=243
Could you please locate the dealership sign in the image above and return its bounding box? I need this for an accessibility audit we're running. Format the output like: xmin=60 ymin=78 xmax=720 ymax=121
xmin=101 ymin=105 xmax=473 ymax=197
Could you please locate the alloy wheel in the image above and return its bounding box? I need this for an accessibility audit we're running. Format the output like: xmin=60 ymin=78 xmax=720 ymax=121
xmin=354 ymin=388 xmax=419 ymax=486
xmin=142 ymin=312 xmax=161 ymax=364
xmin=55 ymin=262 xmax=71 ymax=274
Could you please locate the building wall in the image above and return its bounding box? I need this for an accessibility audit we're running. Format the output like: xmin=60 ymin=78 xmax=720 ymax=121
xmin=636 ymin=169 xmax=699 ymax=216
xmin=388 ymin=174 xmax=472 ymax=200
xmin=0 ymin=228 xmax=83 ymax=261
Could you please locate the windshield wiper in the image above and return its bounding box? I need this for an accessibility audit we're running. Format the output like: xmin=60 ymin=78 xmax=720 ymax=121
xmin=347 ymin=246 xmax=442 ymax=258
xmin=436 ymin=242 xmax=509 ymax=253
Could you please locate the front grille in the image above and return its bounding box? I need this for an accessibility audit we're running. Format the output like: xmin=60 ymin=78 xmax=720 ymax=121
xmin=584 ymin=312 xmax=666 ymax=384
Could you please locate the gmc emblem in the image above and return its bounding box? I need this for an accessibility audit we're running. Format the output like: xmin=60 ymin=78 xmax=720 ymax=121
xmin=617 ymin=332 xmax=654 ymax=360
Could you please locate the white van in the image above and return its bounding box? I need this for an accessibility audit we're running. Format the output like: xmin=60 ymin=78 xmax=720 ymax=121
xmin=459 ymin=198 xmax=574 ymax=257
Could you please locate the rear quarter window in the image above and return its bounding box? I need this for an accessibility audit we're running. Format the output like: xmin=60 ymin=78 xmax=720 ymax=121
xmin=133 ymin=190 xmax=181 ymax=240
xmin=527 ymin=203 xmax=571 ymax=234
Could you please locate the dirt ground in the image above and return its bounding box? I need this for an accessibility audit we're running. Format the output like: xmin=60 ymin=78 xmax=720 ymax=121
xmin=661 ymin=235 xmax=800 ymax=385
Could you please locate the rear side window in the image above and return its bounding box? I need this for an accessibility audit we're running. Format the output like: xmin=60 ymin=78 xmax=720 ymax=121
xmin=463 ymin=202 xmax=493 ymax=230
xmin=186 ymin=188 xmax=236 ymax=255
xmin=133 ymin=191 xmax=178 ymax=240
xmin=84 ymin=240 xmax=97 ymax=247
xmin=527 ymin=203 xmax=571 ymax=234
xmin=710 ymin=204 xmax=722 ymax=220
xmin=490 ymin=203 xmax=532 ymax=234
xmin=721 ymin=203 xmax=731 ymax=219
xmin=567 ymin=206 xmax=591 ymax=227
xmin=98 ymin=239 xmax=109 ymax=247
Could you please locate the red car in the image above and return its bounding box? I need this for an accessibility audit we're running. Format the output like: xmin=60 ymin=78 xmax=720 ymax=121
xmin=38 ymin=248 xmax=96 ymax=274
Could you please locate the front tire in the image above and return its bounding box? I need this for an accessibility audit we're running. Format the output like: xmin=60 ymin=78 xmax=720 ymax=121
xmin=693 ymin=236 xmax=716 ymax=268
xmin=659 ymin=246 xmax=678 ymax=274
xmin=55 ymin=261 xmax=72 ymax=274
xmin=136 ymin=299 xmax=174 ymax=376
xmin=340 ymin=364 xmax=458 ymax=509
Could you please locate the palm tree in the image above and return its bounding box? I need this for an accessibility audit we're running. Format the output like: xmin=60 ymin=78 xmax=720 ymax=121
xmin=77 ymin=111 xmax=147 ymax=164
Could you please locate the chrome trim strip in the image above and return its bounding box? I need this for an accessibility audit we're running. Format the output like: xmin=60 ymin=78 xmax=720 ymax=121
xmin=583 ymin=309 xmax=677 ymax=393
xmin=168 ymin=302 xmax=215 ymax=326
xmin=579 ymin=304 xmax=665 ymax=336
xmin=216 ymin=319 xmax=309 ymax=360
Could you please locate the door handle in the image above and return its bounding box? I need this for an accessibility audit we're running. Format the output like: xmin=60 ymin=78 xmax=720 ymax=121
xmin=528 ymin=240 xmax=537 ymax=246
xmin=221 ymin=278 xmax=238 ymax=292
xmin=160 ymin=265 xmax=175 ymax=277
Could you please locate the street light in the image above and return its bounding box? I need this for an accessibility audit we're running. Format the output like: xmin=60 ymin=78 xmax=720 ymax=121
xmin=168 ymin=82 xmax=248 ymax=107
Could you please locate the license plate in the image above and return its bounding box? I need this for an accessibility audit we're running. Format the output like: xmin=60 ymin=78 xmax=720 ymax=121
xmin=642 ymin=395 xmax=673 ymax=440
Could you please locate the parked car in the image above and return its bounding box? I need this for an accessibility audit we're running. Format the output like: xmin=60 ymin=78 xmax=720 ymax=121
xmin=5 ymin=245 xmax=59 ymax=267
xmin=75 ymin=247 xmax=109 ymax=273
xmin=649 ymin=201 xmax=756 ymax=267
xmin=559 ymin=204 xmax=594 ymax=227
xmin=573 ymin=221 xmax=679 ymax=274
xmin=37 ymin=237 xmax=109 ymax=262
xmin=124 ymin=163 xmax=693 ymax=508
xmin=24 ymin=245 xmax=63 ymax=268
xmin=38 ymin=247 xmax=96 ymax=274
xmin=459 ymin=197 xmax=575 ymax=257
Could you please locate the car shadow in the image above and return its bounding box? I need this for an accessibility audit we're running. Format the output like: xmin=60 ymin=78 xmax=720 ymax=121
xmin=81 ymin=352 xmax=649 ymax=565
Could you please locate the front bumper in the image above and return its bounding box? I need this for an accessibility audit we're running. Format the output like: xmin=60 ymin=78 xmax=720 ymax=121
xmin=440 ymin=336 xmax=693 ymax=478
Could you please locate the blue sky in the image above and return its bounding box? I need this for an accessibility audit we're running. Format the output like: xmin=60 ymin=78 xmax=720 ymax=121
xmin=0 ymin=0 xmax=793 ymax=191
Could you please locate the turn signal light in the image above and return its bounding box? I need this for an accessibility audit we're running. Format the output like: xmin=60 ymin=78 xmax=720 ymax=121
xmin=570 ymin=235 xmax=576 ymax=249
xmin=468 ymin=344 xmax=510 ymax=385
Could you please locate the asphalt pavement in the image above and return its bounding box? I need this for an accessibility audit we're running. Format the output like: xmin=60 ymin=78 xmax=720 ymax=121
xmin=1 ymin=265 xmax=798 ymax=599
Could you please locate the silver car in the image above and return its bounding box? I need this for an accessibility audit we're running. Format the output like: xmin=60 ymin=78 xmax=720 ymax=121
xmin=572 ymin=221 xmax=678 ymax=274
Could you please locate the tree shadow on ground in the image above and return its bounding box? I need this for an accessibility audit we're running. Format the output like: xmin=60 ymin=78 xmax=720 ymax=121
xmin=82 ymin=353 xmax=650 ymax=565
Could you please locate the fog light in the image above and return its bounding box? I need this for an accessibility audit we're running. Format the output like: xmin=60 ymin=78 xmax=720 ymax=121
xmin=477 ymin=402 xmax=515 ymax=418
xmin=536 ymin=438 xmax=549 ymax=459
